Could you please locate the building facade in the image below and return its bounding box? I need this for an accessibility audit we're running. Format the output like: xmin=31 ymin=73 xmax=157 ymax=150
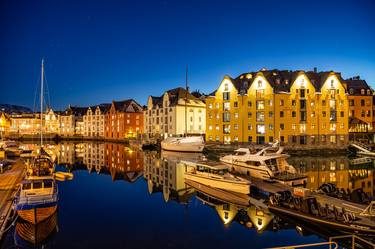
xmin=59 ymin=106 xmax=88 ymax=136
xmin=105 ymin=99 xmax=144 ymax=140
xmin=0 ymin=112 xmax=11 ymax=136
xmin=346 ymin=77 xmax=373 ymax=133
xmin=206 ymin=69 xmax=349 ymax=148
xmin=83 ymin=104 xmax=111 ymax=138
xmin=144 ymin=87 xmax=206 ymax=139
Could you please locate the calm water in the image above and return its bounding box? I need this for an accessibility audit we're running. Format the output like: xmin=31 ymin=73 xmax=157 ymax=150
xmin=1 ymin=142 xmax=374 ymax=249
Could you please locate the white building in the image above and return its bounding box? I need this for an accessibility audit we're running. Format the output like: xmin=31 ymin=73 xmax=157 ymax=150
xmin=144 ymin=87 xmax=206 ymax=139
xmin=59 ymin=106 xmax=88 ymax=136
xmin=83 ymin=104 xmax=111 ymax=138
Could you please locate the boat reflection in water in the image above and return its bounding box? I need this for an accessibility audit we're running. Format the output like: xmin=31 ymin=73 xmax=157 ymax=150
xmin=289 ymin=155 xmax=374 ymax=196
xmin=14 ymin=210 xmax=58 ymax=248
xmin=143 ymin=150 xmax=204 ymax=203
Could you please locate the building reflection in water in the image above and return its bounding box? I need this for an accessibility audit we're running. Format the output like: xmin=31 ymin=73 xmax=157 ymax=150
xmin=105 ymin=143 xmax=143 ymax=183
xmin=289 ymin=156 xmax=374 ymax=197
xmin=14 ymin=212 xmax=58 ymax=248
xmin=143 ymin=151 xmax=204 ymax=203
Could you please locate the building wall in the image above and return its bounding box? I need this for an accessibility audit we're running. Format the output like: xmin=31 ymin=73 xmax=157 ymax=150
xmin=348 ymin=95 xmax=373 ymax=132
xmin=105 ymin=105 xmax=143 ymax=139
xmin=206 ymin=72 xmax=349 ymax=147
xmin=83 ymin=107 xmax=106 ymax=137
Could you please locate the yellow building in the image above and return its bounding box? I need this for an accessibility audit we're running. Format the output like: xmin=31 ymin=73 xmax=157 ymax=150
xmin=0 ymin=112 xmax=11 ymax=136
xmin=346 ymin=77 xmax=373 ymax=132
xmin=206 ymin=69 xmax=349 ymax=148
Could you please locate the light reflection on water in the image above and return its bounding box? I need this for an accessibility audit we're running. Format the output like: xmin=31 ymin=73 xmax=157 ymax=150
xmin=1 ymin=142 xmax=374 ymax=249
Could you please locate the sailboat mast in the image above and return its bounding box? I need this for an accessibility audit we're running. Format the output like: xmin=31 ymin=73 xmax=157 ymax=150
xmin=185 ymin=65 xmax=188 ymax=137
xmin=40 ymin=59 xmax=44 ymax=147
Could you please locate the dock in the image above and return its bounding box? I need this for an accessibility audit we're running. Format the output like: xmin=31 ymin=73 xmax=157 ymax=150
xmin=0 ymin=160 xmax=24 ymax=240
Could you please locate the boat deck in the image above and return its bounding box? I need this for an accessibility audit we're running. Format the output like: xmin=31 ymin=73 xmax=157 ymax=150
xmin=0 ymin=160 xmax=25 ymax=240
xmin=243 ymin=175 xmax=370 ymax=215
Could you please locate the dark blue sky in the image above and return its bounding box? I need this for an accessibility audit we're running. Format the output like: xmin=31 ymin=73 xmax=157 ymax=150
xmin=1 ymin=0 xmax=374 ymax=110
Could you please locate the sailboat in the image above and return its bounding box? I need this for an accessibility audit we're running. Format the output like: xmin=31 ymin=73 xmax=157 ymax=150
xmin=14 ymin=59 xmax=58 ymax=224
xmin=160 ymin=67 xmax=205 ymax=152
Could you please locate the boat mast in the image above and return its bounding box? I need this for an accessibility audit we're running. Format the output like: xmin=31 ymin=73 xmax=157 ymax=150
xmin=40 ymin=59 xmax=44 ymax=147
xmin=185 ymin=65 xmax=188 ymax=137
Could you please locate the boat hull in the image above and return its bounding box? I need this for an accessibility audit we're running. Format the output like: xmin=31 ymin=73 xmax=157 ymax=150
xmin=269 ymin=205 xmax=375 ymax=236
xmin=16 ymin=202 xmax=57 ymax=225
xmin=161 ymin=142 xmax=204 ymax=152
xmin=185 ymin=179 xmax=250 ymax=206
xmin=184 ymin=173 xmax=250 ymax=194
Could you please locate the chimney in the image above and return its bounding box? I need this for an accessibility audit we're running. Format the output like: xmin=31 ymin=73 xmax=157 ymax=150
xmin=313 ymin=67 xmax=317 ymax=73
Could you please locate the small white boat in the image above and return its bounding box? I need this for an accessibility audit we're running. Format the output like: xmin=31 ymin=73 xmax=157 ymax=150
xmin=220 ymin=145 xmax=306 ymax=186
xmin=161 ymin=136 xmax=204 ymax=152
xmin=180 ymin=160 xmax=250 ymax=194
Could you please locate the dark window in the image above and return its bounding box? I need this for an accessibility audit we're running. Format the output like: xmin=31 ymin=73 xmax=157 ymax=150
xmin=292 ymin=136 xmax=297 ymax=143
xmin=340 ymin=111 xmax=344 ymax=117
xmin=223 ymin=92 xmax=230 ymax=101
xmin=361 ymin=99 xmax=365 ymax=106
xmin=280 ymin=111 xmax=284 ymax=117
xmin=300 ymin=136 xmax=307 ymax=145
xmin=248 ymin=112 xmax=252 ymax=118
xmin=292 ymin=111 xmax=296 ymax=117
xmin=292 ymin=100 xmax=296 ymax=106
xmin=248 ymin=136 xmax=252 ymax=142
xmin=300 ymin=89 xmax=305 ymax=98
xmin=269 ymin=136 xmax=274 ymax=143
xmin=280 ymin=136 xmax=284 ymax=142
xmin=234 ymin=101 xmax=238 ymax=108
xmin=248 ymin=101 xmax=252 ymax=107
xmin=300 ymin=100 xmax=306 ymax=109
xmin=300 ymin=111 xmax=306 ymax=122
xmin=330 ymin=111 xmax=337 ymax=121
xmin=280 ymin=124 xmax=284 ymax=130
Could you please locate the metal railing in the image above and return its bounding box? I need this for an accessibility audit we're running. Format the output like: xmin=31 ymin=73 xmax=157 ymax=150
xmin=266 ymin=241 xmax=338 ymax=249
xmin=267 ymin=234 xmax=375 ymax=249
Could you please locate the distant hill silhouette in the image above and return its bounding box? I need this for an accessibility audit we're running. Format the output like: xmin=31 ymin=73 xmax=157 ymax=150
xmin=0 ymin=104 xmax=33 ymax=114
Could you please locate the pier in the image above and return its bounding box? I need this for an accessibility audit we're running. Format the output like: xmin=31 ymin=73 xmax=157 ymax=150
xmin=0 ymin=160 xmax=24 ymax=240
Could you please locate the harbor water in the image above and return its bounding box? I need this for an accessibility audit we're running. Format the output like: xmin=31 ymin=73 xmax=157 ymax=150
xmin=1 ymin=142 xmax=374 ymax=249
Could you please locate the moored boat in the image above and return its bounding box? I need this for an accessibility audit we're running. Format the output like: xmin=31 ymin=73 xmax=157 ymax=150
xmin=180 ymin=160 xmax=251 ymax=194
xmin=14 ymin=176 xmax=58 ymax=224
xmin=220 ymin=145 xmax=306 ymax=186
xmin=161 ymin=136 xmax=205 ymax=152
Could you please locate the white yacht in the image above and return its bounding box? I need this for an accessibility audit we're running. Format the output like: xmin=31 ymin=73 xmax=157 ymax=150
xmin=220 ymin=145 xmax=306 ymax=186
xmin=161 ymin=136 xmax=205 ymax=152
xmin=180 ymin=160 xmax=251 ymax=194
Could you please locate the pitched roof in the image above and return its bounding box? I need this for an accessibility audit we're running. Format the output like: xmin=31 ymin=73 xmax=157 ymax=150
xmin=227 ymin=69 xmax=347 ymax=94
xmin=112 ymin=99 xmax=143 ymax=113
xmin=346 ymin=77 xmax=373 ymax=95
xmin=149 ymin=87 xmax=204 ymax=108
xmin=63 ymin=106 xmax=88 ymax=116
xmin=96 ymin=103 xmax=111 ymax=113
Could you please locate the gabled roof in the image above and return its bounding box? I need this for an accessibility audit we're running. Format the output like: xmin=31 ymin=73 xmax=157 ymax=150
xmin=346 ymin=77 xmax=373 ymax=96
xmin=96 ymin=103 xmax=111 ymax=113
xmin=61 ymin=106 xmax=88 ymax=116
xmin=112 ymin=99 xmax=143 ymax=113
xmin=149 ymin=87 xmax=204 ymax=109
xmin=224 ymin=69 xmax=347 ymax=94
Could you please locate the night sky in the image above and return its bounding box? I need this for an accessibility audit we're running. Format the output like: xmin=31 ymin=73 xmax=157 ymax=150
xmin=1 ymin=0 xmax=374 ymax=110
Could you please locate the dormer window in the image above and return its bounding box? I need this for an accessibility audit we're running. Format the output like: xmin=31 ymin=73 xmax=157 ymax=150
xmin=349 ymin=88 xmax=354 ymax=95
xmin=285 ymin=80 xmax=289 ymax=85
xmin=367 ymin=89 xmax=371 ymax=95
xmin=243 ymin=81 xmax=248 ymax=89
xmin=361 ymin=89 xmax=365 ymax=95
xmin=276 ymin=78 xmax=280 ymax=84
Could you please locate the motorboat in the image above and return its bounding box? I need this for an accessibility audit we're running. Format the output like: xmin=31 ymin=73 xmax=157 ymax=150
xmin=220 ymin=145 xmax=306 ymax=186
xmin=161 ymin=136 xmax=205 ymax=152
xmin=180 ymin=160 xmax=251 ymax=194
xmin=14 ymin=176 xmax=58 ymax=224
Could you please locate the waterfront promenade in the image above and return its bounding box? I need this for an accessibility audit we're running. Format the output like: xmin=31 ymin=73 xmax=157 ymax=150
xmin=0 ymin=160 xmax=24 ymax=239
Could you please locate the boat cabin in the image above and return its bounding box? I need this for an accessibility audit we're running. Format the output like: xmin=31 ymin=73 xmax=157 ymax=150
xmin=19 ymin=177 xmax=56 ymax=199
xmin=196 ymin=163 xmax=229 ymax=175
